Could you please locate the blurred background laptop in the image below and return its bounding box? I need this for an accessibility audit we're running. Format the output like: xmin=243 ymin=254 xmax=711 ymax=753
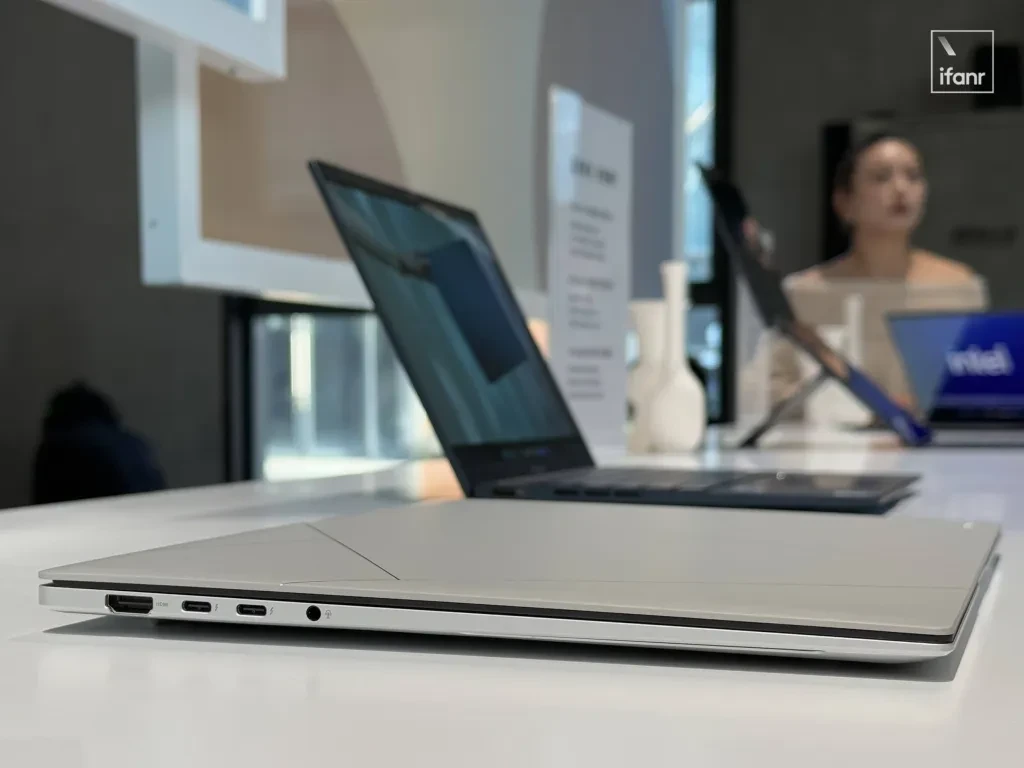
xmin=888 ymin=310 xmax=1024 ymax=446
xmin=782 ymin=281 xmax=988 ymax=422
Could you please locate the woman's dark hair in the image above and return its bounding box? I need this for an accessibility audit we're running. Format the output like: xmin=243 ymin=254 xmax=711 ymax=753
xmin=833 ymin=132 xmax=923 ymax=192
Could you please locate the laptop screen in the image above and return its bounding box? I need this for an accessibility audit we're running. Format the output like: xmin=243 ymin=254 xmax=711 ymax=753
xmin=888 ymin=312 xmax=1024 ymax=424
xmin=698 ymin=166 xmax=794 ymax=326
xmin=309 ymin=163 xmax=590 ymax=490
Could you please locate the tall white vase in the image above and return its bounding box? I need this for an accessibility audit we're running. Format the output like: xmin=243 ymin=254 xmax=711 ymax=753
xmin=627 ymin=300 xmax=666 ymax=454
xmin=647 ymin=261 xmax=707 ymax=453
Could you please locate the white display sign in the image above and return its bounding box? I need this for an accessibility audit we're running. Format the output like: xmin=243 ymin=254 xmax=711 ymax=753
xmin=548 ymin=86 xmax=633 ymax=454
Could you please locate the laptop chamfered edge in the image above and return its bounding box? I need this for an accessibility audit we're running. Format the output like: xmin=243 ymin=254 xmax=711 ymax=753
xmin=306 ymin=160 xmax=595 ymax=495
xmin=40 ymin=500 xmax=1001 ymax=642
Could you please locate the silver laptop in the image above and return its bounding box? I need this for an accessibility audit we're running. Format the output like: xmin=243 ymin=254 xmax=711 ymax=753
xmin=40 ymin=500 xmax=999 ymax=663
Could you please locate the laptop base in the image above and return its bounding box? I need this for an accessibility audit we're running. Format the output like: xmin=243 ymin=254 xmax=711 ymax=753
xmin=38 ymin=500 xmax=1000 ymax=665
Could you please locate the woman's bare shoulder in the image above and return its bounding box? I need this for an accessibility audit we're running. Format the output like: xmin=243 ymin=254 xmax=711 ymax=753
xmin=912 ymin=251 xmax=977 ymax=283
xmin=782 ymin=258 xmax=855 ymax=288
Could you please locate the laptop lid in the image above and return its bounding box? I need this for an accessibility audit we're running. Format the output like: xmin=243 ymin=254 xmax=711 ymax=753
xmin=888 ymin=311 xmax=1024 ymax=426
xmin=308 ymin=162 xmax=592 ymax=493
xmin=698 ymin=166 xmax=932 ymax=446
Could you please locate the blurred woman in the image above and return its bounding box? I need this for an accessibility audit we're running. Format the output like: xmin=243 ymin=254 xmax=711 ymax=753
xmin=767 ymin=133 xmax=987 ymax=415
xmin=796 ymin=133 xmax=975 ymax=283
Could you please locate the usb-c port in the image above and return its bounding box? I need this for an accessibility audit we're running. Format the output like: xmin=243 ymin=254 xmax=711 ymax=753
xmin=182 ymin=601 xmax=212 ymax=613
xmin=237 ymin=604 xmax=267 ymax=617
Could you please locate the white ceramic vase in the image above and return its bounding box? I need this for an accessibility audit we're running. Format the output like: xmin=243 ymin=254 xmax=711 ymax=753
xmin=627 ymin=300 xmax=666 ymax=454
xmin=799 ymin=325 xmax=872 ymax=427
xmin=647 ymin=261 xmax=707 ymax=453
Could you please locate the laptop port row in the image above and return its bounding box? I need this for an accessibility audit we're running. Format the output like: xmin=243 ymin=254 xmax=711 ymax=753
xmin=177 ymin=600 xmax=323 ymax=620
xmin=181 ymin=601 xmax=269 ymax=617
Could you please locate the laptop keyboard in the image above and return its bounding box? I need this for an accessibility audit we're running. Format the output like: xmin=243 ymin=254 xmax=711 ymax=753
xmin=486 ymin=467 xmax=917 ymax=509
xmin=495 ymin=468 xmax=748 ymax=498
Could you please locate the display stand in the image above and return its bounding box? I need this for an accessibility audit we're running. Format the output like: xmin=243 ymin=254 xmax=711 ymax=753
xmin=736 ymin=293 xmax=865 ymax=449
xmin=735 ymin=368 xmax=831 ymax=448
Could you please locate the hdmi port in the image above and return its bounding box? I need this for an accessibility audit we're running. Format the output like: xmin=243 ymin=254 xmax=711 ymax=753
xmin=237 ymin=604 xmax=268 ymax=617
xmin=182 ymin=600 xmax=212 ymax=613
xmin=106 ymin=594 xmax=153 ymax=615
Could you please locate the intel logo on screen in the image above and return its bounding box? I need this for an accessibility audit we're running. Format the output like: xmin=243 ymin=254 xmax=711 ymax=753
xmin=946 ymin=344 xmax=1015 ymax=377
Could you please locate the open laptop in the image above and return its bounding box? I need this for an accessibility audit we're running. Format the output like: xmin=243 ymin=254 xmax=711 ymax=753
xmin=304 ymin=161 xmax=917 ymax=514
xmin=889 ymin=311 xmax=1024 ymax=446
xmin=698 ymin=166 xmax=934 ymax=449
xmin=39 ymin=498 xmax=1000 ymax=663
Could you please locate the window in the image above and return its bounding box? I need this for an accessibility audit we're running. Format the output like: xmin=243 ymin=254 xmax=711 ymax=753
xmin=218 ymin=0 xmax=254 ymax=15
xmin=683 ymin=0 xmax=717 ymax=284
xmin=679 ymin=0 xmax=732 ymax=421
xmin=688 ymin=304 xmax=723 ymax=418
xmin=248 ymin=309 xmax=434 ymax=481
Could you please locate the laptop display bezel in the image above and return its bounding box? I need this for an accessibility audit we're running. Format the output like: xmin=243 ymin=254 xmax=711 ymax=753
xmin=308 ymin=160 xmax=594 ymax=493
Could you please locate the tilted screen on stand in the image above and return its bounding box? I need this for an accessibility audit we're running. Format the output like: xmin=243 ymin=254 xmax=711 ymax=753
xmin=698 ymin=165 xmax=932 ymax=447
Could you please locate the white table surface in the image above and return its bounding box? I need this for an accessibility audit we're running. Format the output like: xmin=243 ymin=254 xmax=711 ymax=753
xmin=2 ymin=431 xmax=1023 ymax=767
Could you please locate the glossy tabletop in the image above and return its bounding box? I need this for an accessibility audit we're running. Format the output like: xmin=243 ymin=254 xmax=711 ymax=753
xmin=2 ymin=431 xmax=1024 ymax=767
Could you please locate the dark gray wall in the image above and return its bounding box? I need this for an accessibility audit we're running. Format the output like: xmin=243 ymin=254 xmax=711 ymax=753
xmin=0 ymin=0 xmax=224 ymax=509
xmin=731 ymin=0 xmax=1023 ymax=384
xmin=733 ymin=0 xmax=1022 ymax=275
xmin=535 ymin=0 xmax=675 ymax=299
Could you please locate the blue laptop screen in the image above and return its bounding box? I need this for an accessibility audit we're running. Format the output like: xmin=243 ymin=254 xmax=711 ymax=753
xmin=316 ymin=174 xmax=580 ymax=448
xmin=889 ymin=312 xmax=1024 ymax=423
xmin=781 ymin=319 xmax=933 ymax=445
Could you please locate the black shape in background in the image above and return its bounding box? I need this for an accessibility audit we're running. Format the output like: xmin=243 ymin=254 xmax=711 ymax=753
xmin=822 ymin=121 xmax=853 ymax=262
xmin=973 ymin=43 xmax=1022 ymax=109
